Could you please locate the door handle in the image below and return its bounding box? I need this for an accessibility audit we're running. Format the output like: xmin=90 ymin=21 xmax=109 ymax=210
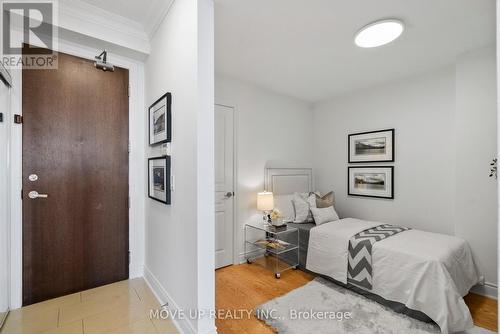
xmin=28 ymin=191 xmax=48 ymax=199
xmin=224 ymin=192 xmax=233 ymax=199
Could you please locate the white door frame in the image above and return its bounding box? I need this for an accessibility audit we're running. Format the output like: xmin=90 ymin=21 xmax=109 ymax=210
xmin=214 ymin=103 xmax=239 ymax=266
xmin=9 ymin=38 xmax=146 ymax=309
xmin=0 ymin=65 xmax=12 ymax=328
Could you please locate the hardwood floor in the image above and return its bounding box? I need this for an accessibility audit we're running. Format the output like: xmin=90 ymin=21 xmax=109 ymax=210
xmin=465 ymin=292 xmax=498 ymax=332
xmin=216 ymin=264 xmax=313 ymax=334
xmin=215 ymin=264 xmax=498 ymax=334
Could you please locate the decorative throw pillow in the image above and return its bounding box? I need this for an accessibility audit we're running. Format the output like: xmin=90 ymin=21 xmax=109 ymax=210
xmin=310 ymin=206 xmax=339 ymax=225
xmin=273 ymin=194 xmax=295 ymax=222
xmin=315 ymin=191 xmax=334 ymax=208
xmin=292 ymin=192 xmax=317 ymax=223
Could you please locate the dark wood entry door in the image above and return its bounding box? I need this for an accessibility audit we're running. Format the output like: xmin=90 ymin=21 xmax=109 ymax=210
xmin=22 ymin=49 xmax=129 ymax=306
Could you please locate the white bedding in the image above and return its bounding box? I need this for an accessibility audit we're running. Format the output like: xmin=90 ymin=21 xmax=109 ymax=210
xmin=306 ymin=218 xmax=479 ymax=334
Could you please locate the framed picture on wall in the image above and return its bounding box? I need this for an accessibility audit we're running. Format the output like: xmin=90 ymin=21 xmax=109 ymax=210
xmin=148 ymin=156 xmax=171 ymax=204
xmin=348 ymin=166 xmax=394 ymax=199
xmin=348 ymin=129 xmax=394 ymax=163
xmin=149 ymin=92 xmax=172 ymax=145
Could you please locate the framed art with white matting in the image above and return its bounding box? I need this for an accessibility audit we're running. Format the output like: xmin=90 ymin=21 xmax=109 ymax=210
xmin=348 ymin=166 xmax=394 ymax=199
xmin=348 ymin=129 xmax=394 ymax=163
xmin=149 ymin=92 xmax=172 ymax=145
xmin=148 ymin=156 xmax=171 ymax=204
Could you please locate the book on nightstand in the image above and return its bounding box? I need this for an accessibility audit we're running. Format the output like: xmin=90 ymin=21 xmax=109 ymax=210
xmin=268 ymin=224 xmax=287 ymax=232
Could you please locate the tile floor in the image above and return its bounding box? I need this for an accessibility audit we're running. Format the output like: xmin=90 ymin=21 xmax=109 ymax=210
xmin=1 ymin=279 xmax=178 ymax=334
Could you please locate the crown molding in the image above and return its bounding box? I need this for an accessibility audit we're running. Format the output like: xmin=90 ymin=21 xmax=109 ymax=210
xmin=143 ymin=0 xmax=175 ymax=39
xmin=4 ymin=0 xmax=183 ymax=54
xmin=58 ymin=0 xmax=150 ymax=55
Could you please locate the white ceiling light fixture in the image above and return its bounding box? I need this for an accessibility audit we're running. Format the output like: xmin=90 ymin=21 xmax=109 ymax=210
xmin=355 ymin=19 xmax=405 ymax=48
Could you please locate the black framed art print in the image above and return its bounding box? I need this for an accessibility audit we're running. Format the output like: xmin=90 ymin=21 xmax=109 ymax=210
xmin=148 ymin=156 xmax=171 ymax=204
xmin=149 ymin=92 xmax=172 ymax=146
xmin=348 ymin=129 xmax=394 ymax=163
xmin=348 ymin=166 xmax=394 ymax=199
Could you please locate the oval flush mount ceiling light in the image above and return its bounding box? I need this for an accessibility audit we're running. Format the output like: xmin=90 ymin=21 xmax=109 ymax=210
xmin=355 ymin=19 xmax=404 ymax=48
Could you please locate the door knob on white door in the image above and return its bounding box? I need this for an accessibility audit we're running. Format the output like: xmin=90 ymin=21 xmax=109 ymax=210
xmin=28 ymin=191 xmax=48 ymax=199
xmin=224 ymin=192 xmax=233 ymax=198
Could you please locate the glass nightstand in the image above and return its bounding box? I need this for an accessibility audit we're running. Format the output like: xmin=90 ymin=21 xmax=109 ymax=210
xmin=244 ymin=222 xmax=299 ymax=278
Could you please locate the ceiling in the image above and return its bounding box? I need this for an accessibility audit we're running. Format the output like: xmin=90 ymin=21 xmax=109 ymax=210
xmin=79 ymin=0 xmax=173 ymax=36
xmin=215 ymin=0 xmax=496 ymax=102
xmin=80 ymin=0 xmax=152 ymax=21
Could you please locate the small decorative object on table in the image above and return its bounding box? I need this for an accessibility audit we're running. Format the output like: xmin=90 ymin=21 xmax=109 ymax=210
xmin=269 ymin=209 xmax=285 ymax=227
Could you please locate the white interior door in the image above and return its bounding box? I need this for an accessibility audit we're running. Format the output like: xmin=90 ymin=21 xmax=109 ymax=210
xmin=215 ymin=104 xmax=234 ymax=269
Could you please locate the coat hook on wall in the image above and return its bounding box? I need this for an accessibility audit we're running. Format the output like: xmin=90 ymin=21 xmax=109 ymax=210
xmin=489 ymin=158 xmax=497 ymax=179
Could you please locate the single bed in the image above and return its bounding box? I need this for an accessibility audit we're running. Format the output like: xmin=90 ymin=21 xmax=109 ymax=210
xmin=283 ymin=221 xmax=433 ymax=323
xmin=266 ymin=165 xmax=480 ymax=334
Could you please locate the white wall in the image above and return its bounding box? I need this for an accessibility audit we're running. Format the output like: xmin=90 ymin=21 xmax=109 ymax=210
xmin=196 ymin=0 xmax=215 ymax=332
xmin=215 ymin=75 xmax=314 ymax=260
xmin=455 ymin=46 xmax=497 ymax=294
xmin=144 ymin=0 xmax=215 ymax=333
xmin=497 ymin=0 xmax=500 ymax=299
xmin=313 ymin=46 xmax=497 ymax=294
xmin=313 ymin=66 xmax=457 ymax=233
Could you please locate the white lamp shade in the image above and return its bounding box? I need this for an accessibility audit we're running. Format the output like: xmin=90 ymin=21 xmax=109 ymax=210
xmin=257 ymin=192 xmax=274 ymax=211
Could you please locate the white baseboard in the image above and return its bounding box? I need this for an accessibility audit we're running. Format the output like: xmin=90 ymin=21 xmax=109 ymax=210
xmin=471 ymin=282 xmax=498 ymax=300
xmin=237 ymin=253 xmax=246 ymax=264
xmin=129 ymin=263 xmax=144 ymax=279
xmin=143 ymin=266 xmax=197 ymax=334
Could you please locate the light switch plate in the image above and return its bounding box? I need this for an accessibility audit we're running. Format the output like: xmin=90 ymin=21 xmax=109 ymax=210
xmin=162 ymin=142 xmax=172 ymax=156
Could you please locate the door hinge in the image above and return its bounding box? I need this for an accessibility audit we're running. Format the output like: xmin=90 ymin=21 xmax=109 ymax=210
xmin=127 ymin=196 xmax=130 ymax=209
xmin=128 ymin=251 xmax=131 ymax=264
xmin=21 ymin=189 xmax=23 ymax=199
xmin=14 ymin=114 xmax=23 ymax=124
xmin=127 ymin=84 xmax=130 ymax=97
xmin=128 ymin=141 xmax=131 ymax=154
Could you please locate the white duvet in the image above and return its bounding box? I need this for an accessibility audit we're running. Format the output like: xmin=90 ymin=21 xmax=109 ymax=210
xmin=306 ymin=218 xmax=479 ymax=334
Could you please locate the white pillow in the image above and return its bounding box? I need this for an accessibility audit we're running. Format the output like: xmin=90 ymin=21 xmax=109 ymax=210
xmin=292 ymin=192 xmax=317 ymax=223
xmin=273 ymin=194 xmax=295 ymax=222
xmin=310 ymin=206 xmax=340 ymax=226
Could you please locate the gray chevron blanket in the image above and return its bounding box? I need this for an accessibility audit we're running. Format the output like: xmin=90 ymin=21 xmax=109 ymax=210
xmin=347 ymin=224 xmax=410 ymax=290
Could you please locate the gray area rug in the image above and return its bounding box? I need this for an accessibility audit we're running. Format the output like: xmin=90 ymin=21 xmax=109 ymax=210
xmin=256 ymin=277 xmax=496 ymax=334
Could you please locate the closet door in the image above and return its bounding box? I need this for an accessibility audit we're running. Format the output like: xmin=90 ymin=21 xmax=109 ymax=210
xmin=0 ymin=68 xmax=11 ymax=327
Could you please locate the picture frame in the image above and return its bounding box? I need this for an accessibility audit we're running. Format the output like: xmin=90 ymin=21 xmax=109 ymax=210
xmin=348 ymin=166 xmax=394 ymax=199
xmin=148 ymin=156 xmax=171 ymax=204
xmin=348 ymin=129 xmax=394 ymax=163
xmin=149 ymin=92 xmax=172 ymax=146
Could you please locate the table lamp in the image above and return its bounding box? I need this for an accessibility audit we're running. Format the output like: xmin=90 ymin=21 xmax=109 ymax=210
xmin=257 ymin=191 xmax=274 ymax=223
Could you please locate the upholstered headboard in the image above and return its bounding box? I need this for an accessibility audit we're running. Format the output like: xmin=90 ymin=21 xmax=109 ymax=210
xmin=264 ymin=166 xmax=313 ymax=195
